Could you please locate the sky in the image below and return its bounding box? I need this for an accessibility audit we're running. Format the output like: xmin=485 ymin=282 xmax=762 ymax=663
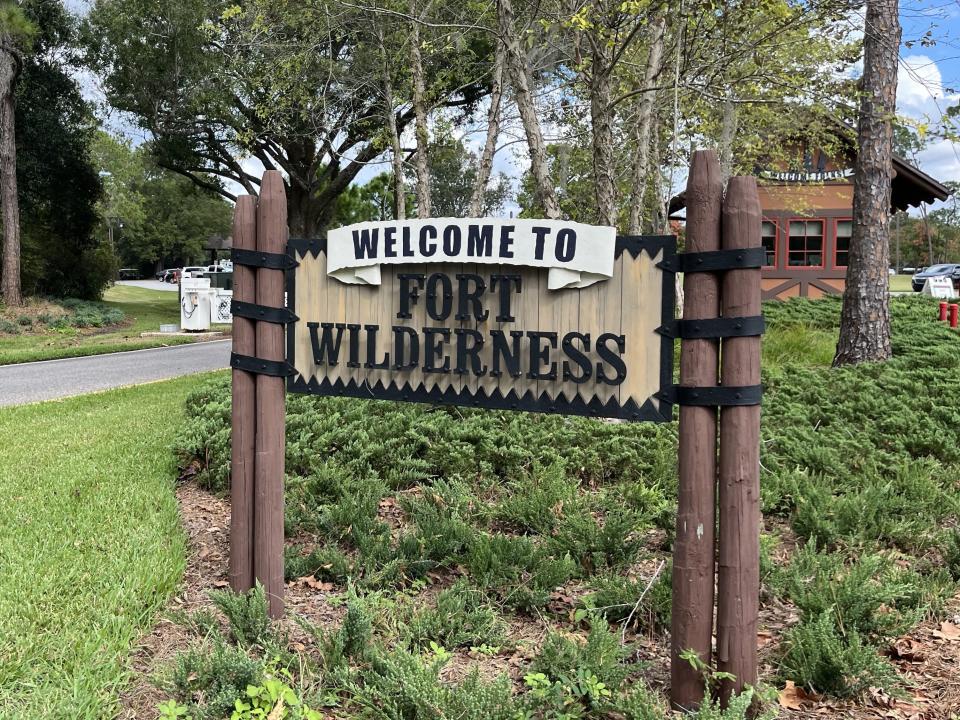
xmin=65 ymin=1 xmax=960 ymax=208
xmin=897 ymin=1 xmax=960 ymax=191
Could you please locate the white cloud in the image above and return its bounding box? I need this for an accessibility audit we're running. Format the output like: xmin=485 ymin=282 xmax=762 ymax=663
xmin=897 ymin=54 xmax=960 ymax=208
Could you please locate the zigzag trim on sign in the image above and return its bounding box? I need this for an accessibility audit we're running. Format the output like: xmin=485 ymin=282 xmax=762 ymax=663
xmin=287 ymin=373 xmax=671 ymax=422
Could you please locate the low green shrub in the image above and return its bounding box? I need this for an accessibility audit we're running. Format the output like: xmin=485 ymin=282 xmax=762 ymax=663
xmin=166 ymin=638 xmax=263 ymax=720
xmin=0 ymin=319 xmax=19 ymax=334
xmin=210 ymin=584 xmax=272 ymax=649
xmin=581 ymin=566 xmax=671 ymax=633
xmin=778 ymin=611 xmax=896 ymax=697
xmin=530 ymin=622 xmax=631 ymax=693
xmin=406 ymin=580 xmax=504 ymax=650
xmin=770 ymin=543 xmax=930 ymax=640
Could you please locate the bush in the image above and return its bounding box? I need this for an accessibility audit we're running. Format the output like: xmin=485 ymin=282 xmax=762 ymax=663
xmin=779 ymin=612 xmax=896 ymax=697
xmin=0 ymin=319 xmax=18 ymax=334
xmin=210 ymin=584 xmax=272 ymax=648
xmin=167 ymin=639 xmax=263 ymax=720
xmin=406 ymin=580 xmax=504 ymax=650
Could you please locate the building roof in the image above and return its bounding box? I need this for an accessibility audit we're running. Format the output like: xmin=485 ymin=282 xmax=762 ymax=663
xmin=891 ymin=155 xmax=951 ymax=211
xmin=668 ymin=153 xmax=949 ymax=216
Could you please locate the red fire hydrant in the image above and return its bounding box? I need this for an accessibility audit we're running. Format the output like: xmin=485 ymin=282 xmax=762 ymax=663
xmin=940 ymin=302 xmax=949 ymax=322
xmin=950 ymin=304 xmax=959 ymax=329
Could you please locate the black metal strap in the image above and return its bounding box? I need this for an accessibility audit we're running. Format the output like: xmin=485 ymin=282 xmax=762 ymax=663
xmin=662 ymin=247 xmax=766 ymax=274
xmin=231 ymin=300 xmax=298 ymax=325
xmin=230 ymin=352 xmax=295 ymax=377
xmin=660 ymin=315 xmax=765 ymax=339
xmin=231 ymin=248 xmax=299 ymax=270
xmin=659 ymin=385 xmax=762 ymax=407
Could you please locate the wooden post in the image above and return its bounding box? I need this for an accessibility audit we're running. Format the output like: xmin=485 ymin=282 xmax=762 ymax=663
xmin=671 ymin=149 xmax=723 ymax=710
xmin=254 ymin=171 xmax=287 ymax=618
xmin=717 ymin=176 xmax=762 ymax=702
xmin=229 ymin=195 xmax=257 ymax=592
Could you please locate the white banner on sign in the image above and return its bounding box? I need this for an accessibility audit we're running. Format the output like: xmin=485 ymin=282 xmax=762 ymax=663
xmin=326 ymin=218 xmax=616 ymax=290
xmin=922 ymin=276 xmax=957 ymax=299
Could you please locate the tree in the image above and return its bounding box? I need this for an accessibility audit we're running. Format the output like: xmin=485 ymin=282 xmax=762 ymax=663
xmin=418 ymin=130 xmax=511 ymax=217
xmin=92 ymin=132 xmax=232 ymax=272
xmin=86 ymin=0 xmax=493 ymax=237
xmin=0 ymin=2 xmax=34 ymax=306
xmin=16 ymin=1 xmax=108 ymax=300
xmin=834 ymin=0 xmax=900 ymax=366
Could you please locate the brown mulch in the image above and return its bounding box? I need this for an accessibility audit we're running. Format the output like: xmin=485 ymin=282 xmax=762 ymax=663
xmin=120 ymin=482 xmax=960 ymax=719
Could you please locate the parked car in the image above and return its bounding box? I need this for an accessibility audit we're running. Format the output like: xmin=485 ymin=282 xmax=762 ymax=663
xmin=180 ymin=266 xmax=207 ymax=279
xmin=156 ymin=268 xmax=176 ymax=281
xmin=912 ymin=263 xmax=960 ymax=292
xmin=159 ymin=268 xmax=180 ymax=283
xmin=117 ymin=268 xmax=140 ymax=280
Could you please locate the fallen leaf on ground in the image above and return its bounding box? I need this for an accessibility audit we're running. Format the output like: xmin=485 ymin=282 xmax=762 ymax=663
xmin=889 ymin=637 xmax=925 ymax=662
xmin=932 ymin=621 xmax=960 ymax=641
xmin=778 ymin=681 xmax=815 ymax=710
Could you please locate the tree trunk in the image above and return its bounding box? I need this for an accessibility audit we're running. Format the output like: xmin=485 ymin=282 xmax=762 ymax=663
xmin=381 ymin=42 xmax=406 ymax=221
xmin=591 ymin=59 xmax=616 ymax=227
xmin=496 ymin=0 xmax=560 ymax=219
xmin=0 ymin=39 xmax=21 ymax=307
xmin=834 ymin=0 xmax=899 ymax=366
xmin=410 ymin=2 xmax=431 ymax=218
xmin=718 ymin=92 xmax=737 ymax=183
xmin=468 ymin=43 xmax=504 ymax=217
xmin=627 ymin=13 xmax=665 ymax=235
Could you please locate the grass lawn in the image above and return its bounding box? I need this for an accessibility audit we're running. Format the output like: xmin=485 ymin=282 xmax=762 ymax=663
xmin=0 ymin=373 xmax=219 ymax=719
xmin=890 ymin=273 xmax=914 ymax=292
xmin=0 ymin=285 xmax=228 ymax=365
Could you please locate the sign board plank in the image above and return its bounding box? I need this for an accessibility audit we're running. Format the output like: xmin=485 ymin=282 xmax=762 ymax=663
xmin=286 ymin=235 xmax=675 ymax=422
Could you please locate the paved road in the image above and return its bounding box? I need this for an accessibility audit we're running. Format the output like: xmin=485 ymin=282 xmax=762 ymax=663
xmin=0 ymin=340 xmax=232 ymax=408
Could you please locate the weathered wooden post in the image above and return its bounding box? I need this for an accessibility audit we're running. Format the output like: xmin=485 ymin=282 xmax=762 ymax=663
xmin=717 ymin=176 xmax=762 ymax=701
xmin=229 ymin=195 xmax=257 ymax=592
xmin=671 ymin=149 xmax=723 ymax=709
xmin=254 ymin=171 xmax=288 ymax=618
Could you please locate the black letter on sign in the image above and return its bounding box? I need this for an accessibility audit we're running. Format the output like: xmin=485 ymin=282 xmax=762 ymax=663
xmin=561 ymin=332 xmax=592 ymax=383
xmin=397 ymin=273 xmax=426 ymax=319
xmin=423 ymin=327 xmax=451 ymax=373
xmin=527 ymin=331 xmax=558 ymax=380
xmin=455 ymin=273 xmax=489 ymax=321
xmin=419 ymin=225 xmax=437 ymax=256
xmin=426 ymin=273 xmax=453 ymax=321
xmin=490 ymin=329 xmax=524 ymax=377
xmin=454 ymin=328 xmax=487 ymax=376
xmin=309 ymin=322 xmax=345 ymax=365
xmin=346 ymin=323 xmax=362 ymax=368
xmin=499 ymin=225 xmax=515 ymax=258
xmin=393 ymin=326 xmax=420 ymax=370
xmin=364 ymin=324 xmax=390 ymax=369
xmin=401 ymin=226 xmax=414 ymax=257
xmin=489 ymin=274 xmax=522 ymax=322
xmin=384 ymin=226 xmax=397 ymax=257
xmin=532 ymin=226 xmax=550 ymax=260
xmin=352 ymin=228 xmax=378 ymax=259
xmin=442 ymin=225 xmax=462 ymax=256
xmin=468 ymin=224 xmax=493 ymax=257
xmin=596 ymin=333 xmax=627 ymax=385
xmin=555 ymin=228 xmax=576 ymax=262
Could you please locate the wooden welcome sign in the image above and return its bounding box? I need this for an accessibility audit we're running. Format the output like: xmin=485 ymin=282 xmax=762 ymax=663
xmin=230 ymin=152 xmax=763 ymax=712
xmin=285 ymin=220 xmax=675 ymax=422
